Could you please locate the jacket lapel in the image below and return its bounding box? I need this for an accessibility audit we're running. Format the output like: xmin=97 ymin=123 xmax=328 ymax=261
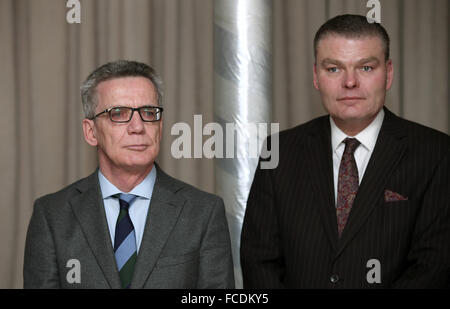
xmin=69 ymin=171 xmax=122 ymax=289
xmin=130 ymin=165 xmax=186 ymax=288
xmin=335 ymin=108 xmax=408 ymax=257
xmin=305 ymin=117 xmax=339 ymax=252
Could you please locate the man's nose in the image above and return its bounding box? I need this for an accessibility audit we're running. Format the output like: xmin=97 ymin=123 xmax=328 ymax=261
xmin=343 ymin=70 xmax=359 ymax=89
xmin=127 ymin=110 xmax=145 ymax=133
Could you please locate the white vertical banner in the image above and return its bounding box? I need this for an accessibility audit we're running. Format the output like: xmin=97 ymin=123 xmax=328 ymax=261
xmin=214 ymin=0 xmax=273 ymax=288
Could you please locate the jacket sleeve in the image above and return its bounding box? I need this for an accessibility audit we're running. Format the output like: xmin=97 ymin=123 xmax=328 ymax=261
xmin=23 ymin=198 xmax=60 ymax=288
xmin=197 ymin=197 xmax=235 ymax=288
xmin=240 ymin=161 xmax=285 ymax=288
xmin=393 ymin=148 xmax=450 ymax=288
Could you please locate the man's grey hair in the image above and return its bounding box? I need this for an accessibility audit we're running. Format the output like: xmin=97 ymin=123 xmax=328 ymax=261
xmin=81 ymin=60 xmax=164 ymax=119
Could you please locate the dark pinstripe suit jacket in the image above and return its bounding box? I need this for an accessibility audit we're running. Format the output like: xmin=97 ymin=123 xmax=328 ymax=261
xmin=241 ymin=107 xmax=450 ymax=288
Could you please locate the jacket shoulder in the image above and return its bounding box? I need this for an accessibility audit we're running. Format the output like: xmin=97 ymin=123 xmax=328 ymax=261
xmin=33 ymin=172 xmax=96 ymax=211
xmin=402 ymin=118 xmax=450 ymax=146
xmin=275 ymin=114 xmax=329 ymax=151
xmin=156 ymin=167 xmax=223 ymax=206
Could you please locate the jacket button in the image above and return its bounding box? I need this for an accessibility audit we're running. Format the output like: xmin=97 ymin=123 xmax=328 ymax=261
xmin=330 ymin=274 xmax=339 ymax=283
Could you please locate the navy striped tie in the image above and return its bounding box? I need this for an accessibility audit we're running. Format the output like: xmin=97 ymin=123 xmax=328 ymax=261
xmin=114 ymin=193 xmax=138 ymax=288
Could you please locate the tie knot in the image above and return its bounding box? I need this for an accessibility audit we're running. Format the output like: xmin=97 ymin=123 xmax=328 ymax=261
xmin=118 ymin=193 xmax=137 ymax=210
xmin=344 ymin=138 xmax=360 ymax=155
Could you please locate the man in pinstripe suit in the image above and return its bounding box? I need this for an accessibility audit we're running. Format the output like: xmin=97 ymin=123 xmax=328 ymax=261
xmin=241 ymin=15 xmax=450 ymax=288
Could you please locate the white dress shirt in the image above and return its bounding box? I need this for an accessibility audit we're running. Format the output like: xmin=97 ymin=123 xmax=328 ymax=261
xmin=98 ymin=166 xmax=157 ymax=253
xmin=330 ymin=109 xmax=384 ymax=205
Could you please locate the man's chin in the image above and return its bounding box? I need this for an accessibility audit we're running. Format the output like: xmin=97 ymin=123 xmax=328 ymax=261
xmin=333 ymin=107 xmax=374 ymax=122
xmin=332 ymin=113 xmax=362 ymax=123
xmin=118 ymin=161 xmax=155 ymax=172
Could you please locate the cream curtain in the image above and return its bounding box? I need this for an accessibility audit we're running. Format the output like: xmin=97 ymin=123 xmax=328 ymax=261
xmin=0 ymin=0 xmax=448 ymax=288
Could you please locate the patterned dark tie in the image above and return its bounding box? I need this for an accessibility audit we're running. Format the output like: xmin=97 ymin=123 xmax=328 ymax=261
xmin=114 ymin=193 xmax=138 ymax=288
xmin=336 ymin=138 xmax=361 ymax=237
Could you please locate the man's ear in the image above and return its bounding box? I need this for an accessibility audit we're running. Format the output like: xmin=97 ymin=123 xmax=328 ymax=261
xmin=82 ymin=118 xmax=98 ymax=147
xmin=385 ymin=59 xmax=394 ymax=90
xmin=313 ymin=63 xmax=320 ymax=90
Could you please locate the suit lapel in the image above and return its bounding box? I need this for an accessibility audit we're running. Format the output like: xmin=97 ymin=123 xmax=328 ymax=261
xmin=335 ymin=108 xmax=408 ymax=257
xmin=130 ymin=165 xmax=186 ymax=288
xmin=305 ymin=117 xmax=339 ymax=251
xmin=69 ymin=171 xmax=122 ymax=289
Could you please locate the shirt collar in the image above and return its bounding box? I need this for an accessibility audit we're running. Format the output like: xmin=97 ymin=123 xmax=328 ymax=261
xmin=98 ymin=165 xmax=157 ymax=199
xmin=330 ymin=108 xmax=384 ymax=153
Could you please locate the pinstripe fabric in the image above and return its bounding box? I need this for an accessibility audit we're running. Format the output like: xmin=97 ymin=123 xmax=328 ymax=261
xmin=241 ymin=107 xmax=450 ymax=288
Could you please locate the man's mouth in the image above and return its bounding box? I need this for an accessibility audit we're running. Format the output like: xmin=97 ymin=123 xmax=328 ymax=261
xmin=124 ymin=144 xmax=149 ymax=151
xmin=337 ymin=97 xmax=366 ymax=105
xmin=337 ymin=97 xmax=366 ymax=101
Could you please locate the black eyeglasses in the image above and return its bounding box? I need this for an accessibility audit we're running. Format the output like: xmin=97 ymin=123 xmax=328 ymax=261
xmin=90 ymin=105 xmax=164 ymax=123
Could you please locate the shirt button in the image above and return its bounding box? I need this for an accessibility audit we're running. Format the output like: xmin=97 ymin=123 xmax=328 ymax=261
xmin=330 ymin=274 xmax=340 ymax=283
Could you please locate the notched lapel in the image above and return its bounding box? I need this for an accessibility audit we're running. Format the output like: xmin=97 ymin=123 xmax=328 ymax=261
xmin=305 ymin=118 xmax=339 ymax=251
xmin=130 ymin=167 xmax=186 ymax=288
xmin=69 ymin=172 xmax=122 ymax=289
xmin=336 ymin=109 xmax=408 ymax=257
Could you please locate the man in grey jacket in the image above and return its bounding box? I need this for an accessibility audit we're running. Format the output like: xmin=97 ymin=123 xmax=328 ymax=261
xmin=24 ymin=60 xmax=234 ymax=289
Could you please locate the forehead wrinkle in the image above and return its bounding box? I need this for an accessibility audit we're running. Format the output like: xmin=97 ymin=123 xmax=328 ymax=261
xmin=96 ymin=77 xmax=157 ymax=110
xmin=317 ymin=35 xmax=385 ymax=65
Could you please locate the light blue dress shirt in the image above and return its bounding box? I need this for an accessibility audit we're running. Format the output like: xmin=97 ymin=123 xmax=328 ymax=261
xmin=98 ymin=166 xmax=157 ymax=253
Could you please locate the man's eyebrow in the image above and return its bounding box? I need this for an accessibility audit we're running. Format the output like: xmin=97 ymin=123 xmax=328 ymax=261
xmin=320 ymin=58 xmax=343 ymax=66
xmin=355 ymin=57 xmax=380 ymax=65
xmin=320 ymin=57 xmax=380 ymax=66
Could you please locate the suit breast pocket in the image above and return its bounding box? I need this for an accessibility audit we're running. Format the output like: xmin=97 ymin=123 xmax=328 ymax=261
xmin=156 ymin=251 xmax=199 ymax=268
xmin=380 ymin=200 xmax=417 ymax=234
xmin=383 ymin=199 xmax=410 ymax=208
xmin=382 ymin=200 xmax=413 ymax=217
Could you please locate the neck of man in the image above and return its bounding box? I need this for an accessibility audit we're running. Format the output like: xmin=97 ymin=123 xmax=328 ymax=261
xmin=332 ymin=112 xmax=379 ymax=137
xmin=99 ymin=162 xmax=154 ymax=193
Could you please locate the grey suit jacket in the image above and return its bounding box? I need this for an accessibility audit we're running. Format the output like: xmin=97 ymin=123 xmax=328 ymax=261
xmin=24 ymin=164 xmax=235 ymax=288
